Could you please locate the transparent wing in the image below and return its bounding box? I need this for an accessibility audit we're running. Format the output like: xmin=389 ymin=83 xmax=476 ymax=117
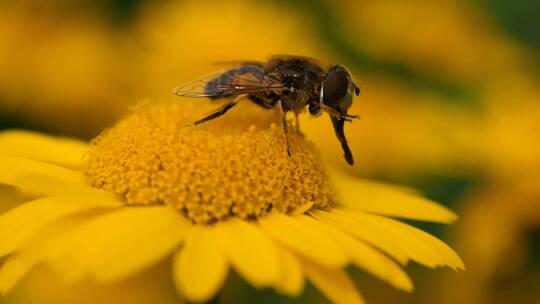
xmin=173 ymin=71 xmax=227 ymax=98
xmin=173 ymin=65 xmax=285 ymax=98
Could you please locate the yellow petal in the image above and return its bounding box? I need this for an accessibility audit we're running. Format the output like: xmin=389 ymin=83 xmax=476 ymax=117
xmin=299 ymin=256 xmax=365 ymax=304
xmin=259 ymin=213 xmax=348 ymax=268
xmin=297 ymin=215 xmax=413 ymax=292
xmin=0 ymin=196 xmax=118 ymax=257
xmin=173 ymin=225 xmax=228 ymax=303
xmin=332 ymin=210 xmax=464 ymax=270
xmin=0 ymin=153 xmax=120 ymax=204
xmin=0 ymin=184 xmax=36 ymax=214
xmin=272 ymin=245 xmax=304 ymax=297
xmin=312 ymin=210 xmax=409 ymax=265
xmin=2 ymin=174 xmax=89 ymax=198
xmin=332 ymin=171 xmax=457 ymax=223
xmin=328 ymin=209 xmax=438 ymax=268
xmin=30 ymin=206 xmax=188 ymax=283
xmin=0 ymin=154 xmax=85 ymax=195
xmin=0 ymin=256 xmax=32 ymax=295
xmin=340 ymin=212 xmax=465 ymax=270
xmin=0 ymin=130 xmax=88 ymax=169
xmin=60 ymin=188 xmax=125 ymax=207
xmin=2 ymin=210 xmax=96 ymax=291
xmin=215 ymin=218 xmax=280 ymax=288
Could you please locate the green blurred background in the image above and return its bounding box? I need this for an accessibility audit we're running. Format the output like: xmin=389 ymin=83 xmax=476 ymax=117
xmin=0 ymin=0 xmax=539 ymax=303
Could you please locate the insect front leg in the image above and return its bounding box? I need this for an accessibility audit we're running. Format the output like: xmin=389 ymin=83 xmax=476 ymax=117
xmin=277 ymin=101 xmax=292 ymax=158
xmin=294 ymin=112 xmax=305 ymax=137
xmin=189 ymin=94 xmax=247 ymax=126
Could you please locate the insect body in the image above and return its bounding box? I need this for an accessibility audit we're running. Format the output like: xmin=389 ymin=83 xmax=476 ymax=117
xmin=174 ymin=55 xmax=360 ymax=165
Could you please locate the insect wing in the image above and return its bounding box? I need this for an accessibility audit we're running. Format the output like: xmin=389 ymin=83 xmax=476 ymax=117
xmin=173 ymin=66 xmax=284 ymax=98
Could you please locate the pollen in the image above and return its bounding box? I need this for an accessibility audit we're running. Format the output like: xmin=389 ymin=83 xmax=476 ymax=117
xmin=84 ymin=101 xmax=333 ymax=224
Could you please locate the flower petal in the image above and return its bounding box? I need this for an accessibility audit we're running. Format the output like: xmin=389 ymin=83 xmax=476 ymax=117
xmin=332 ymin=210 xmax=464 ymax=270
xmin=259 ymin=213 xmax=348 ymax=268
xmin=332 ymin=171 xmax=457 ymax=223
xmin=338 ymin=210 xmax=465 ymax=270
xmin=30 ymin=206 xmax=188 ymax=283
xmin=215 ymin=218 xmax=280 ymax=288
xmin=299 ymin=256 xmax=365 ymax=304
xmin=312 ymin=210 xmax=409 ymax=265
xmin=0 ymin=154 xmax=85 ymax=195
xmin=272 ymin=245 xmax=304 ymax=297
xmin=1 ymin=210 xmax=96 ymax=292
xmin=0 ymin=184 xmax=36 ymax=214
xmin=173 ymin=225 xmax=228 ymax=303
xmin=0 ymin=130 xmax=88 ymax=169
xmin=298 ymin=215 xmax=413 ymax=292
xmin=0 ymin=256 xmax=33 ymax=295
xmin=0 ymin=195 xmax=119 ymax=257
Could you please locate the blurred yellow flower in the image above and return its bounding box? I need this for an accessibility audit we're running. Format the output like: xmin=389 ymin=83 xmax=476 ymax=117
xmin=314 ymin=0 xmax=540 ymax=181
xmin=338 ymin=0 xmax=529 ymax=82
xmin=0 ymin=0 xmax=323 ymax=137
xmin=440 ymin=179 xmax=540 ymax=304
xmin=0 ymin=101 xmax=463 ymax=303
xmin=136 ymin=0 xmax=324 ymax=101
xmin=303 ymin=72 xmax=540 ymax=182
xmin=0 ymin=3 xmax=140 ymax=136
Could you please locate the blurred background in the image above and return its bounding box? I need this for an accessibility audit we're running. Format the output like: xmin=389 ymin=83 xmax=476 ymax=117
xmin=1 ymin=0 xmax=539 ymax=303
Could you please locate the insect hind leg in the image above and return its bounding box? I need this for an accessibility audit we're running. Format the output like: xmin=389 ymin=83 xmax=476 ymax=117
xmin=190 ymin=94 xmax=246 ymax=126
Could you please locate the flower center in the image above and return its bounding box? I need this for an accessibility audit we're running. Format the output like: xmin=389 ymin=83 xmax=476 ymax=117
xmin=84 ymin=101 xmax=333 ymax=224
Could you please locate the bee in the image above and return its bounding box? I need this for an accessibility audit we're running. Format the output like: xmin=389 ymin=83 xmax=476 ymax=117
xmin=173 ymin=55 xmax=360 ymax=165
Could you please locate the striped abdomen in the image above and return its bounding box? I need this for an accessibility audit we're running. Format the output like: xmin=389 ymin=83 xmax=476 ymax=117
xmin=204 ymin=64 xmax=266 ymax=99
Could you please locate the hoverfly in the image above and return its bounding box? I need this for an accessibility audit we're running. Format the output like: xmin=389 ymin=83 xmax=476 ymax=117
xmin=173 ymin=55 xmax=360 ymax=165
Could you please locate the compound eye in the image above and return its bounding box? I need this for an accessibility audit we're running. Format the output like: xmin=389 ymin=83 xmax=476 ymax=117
xmin=322 ymin=65 xmax=352 ymax=113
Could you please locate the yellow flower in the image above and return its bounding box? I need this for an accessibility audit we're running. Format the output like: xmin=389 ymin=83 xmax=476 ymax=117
xmin=337 ymin=0 xmax=527 ymax=82
xmin=0 ymin=101 xmax=463 ymax=303
xmin=0 ymin=0 xmax=322 ymax=137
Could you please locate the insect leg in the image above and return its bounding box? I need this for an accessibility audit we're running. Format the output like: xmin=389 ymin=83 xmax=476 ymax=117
xmin=191 ymin=94 xmax=246 ymax=126
xmin=330 ymin=116 xmax=354 ymax=165
xmin=294 ymin=112 xmax=304 ymax=136
xmin=278 ymin=101 xmax=292 ymax=157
